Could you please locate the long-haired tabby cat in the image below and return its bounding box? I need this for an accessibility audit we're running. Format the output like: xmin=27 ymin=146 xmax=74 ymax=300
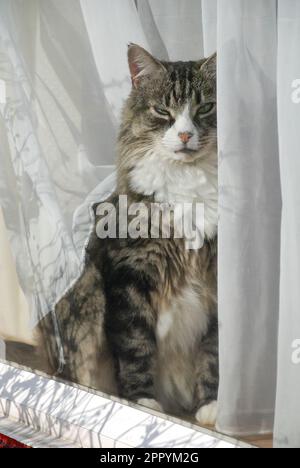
xmin=36 ymin=45 xmax=218 ymax=426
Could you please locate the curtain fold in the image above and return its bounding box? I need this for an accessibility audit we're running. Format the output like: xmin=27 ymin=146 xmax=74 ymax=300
xmin=274 ymin=0 xmax=300 ymax=449
xmin=217 ymin=0 xmax=281 ymax=436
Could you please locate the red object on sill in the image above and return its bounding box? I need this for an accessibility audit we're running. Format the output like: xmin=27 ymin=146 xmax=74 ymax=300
xmin=0 ymin=433 xmax=31 ymax=449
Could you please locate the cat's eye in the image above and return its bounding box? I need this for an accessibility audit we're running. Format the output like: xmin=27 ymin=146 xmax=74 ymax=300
xmin=197 ymin=103 xmax=215 ymax=116
xmin=153 ymin=106 xmax=171 ymax=117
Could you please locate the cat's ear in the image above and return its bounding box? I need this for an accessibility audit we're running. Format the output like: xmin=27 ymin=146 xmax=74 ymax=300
xmin=128 ymin=43 xmax=165 ymax=88
xmin=199 ymin=52 xmax=216 ymax=80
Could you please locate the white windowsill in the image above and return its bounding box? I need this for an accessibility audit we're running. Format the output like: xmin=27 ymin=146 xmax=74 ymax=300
xmin=0 ymin=361 xmax=252 ymax=448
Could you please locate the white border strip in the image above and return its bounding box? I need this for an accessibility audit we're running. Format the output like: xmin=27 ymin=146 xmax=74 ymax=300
xmin=0 ymin=362 xmax=251 ymax=448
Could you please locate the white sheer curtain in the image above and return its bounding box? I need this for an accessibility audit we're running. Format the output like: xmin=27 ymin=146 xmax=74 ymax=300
xmin=0 ymin=0 xmax=214 ymax=326
xmin=274 ymin=0 xmax=300 ymax=449
xmin=0 ymin=0 xmax=117 ymax=325
xmin=217 ymin=0 xmax=281 ymax=436
xmin=217 ymin=0 xmax=300 ymax=449
xmin=1 ymin=0 xmax=300 ymax=448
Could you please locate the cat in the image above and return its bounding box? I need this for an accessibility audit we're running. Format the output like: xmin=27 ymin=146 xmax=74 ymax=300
xmin=36 ymin=44 xmax=218 ymax=426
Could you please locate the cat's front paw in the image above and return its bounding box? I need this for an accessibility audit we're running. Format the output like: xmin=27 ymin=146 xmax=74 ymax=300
xmin=137 ymin=398 xmax=163 ymax=412
xmin=195 ymin=400 xmax=217 ymax=426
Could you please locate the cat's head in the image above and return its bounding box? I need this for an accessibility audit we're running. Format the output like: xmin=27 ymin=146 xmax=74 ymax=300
xmin=118 ymin=44 xmax=216 ymax=176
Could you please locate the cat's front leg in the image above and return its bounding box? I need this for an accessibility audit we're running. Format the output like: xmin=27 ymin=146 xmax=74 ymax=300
xmin=104 ymin=272 xmax=161 ymax=409
xmin=195 ymin=318 xmax=219 ymax=426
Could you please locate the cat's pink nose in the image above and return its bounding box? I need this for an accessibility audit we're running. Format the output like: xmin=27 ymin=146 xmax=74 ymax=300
xmin=178 ymin=132 xmax=193 ymax=143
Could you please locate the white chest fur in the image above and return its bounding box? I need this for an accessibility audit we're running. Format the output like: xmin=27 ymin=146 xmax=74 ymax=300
xmin=130 ymin=150 xmax=218 ymax=239
xmin=156 ymin=286 xmax=209 ymax=350
xmin=155 ymin=285 xmax=210 ymax=412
